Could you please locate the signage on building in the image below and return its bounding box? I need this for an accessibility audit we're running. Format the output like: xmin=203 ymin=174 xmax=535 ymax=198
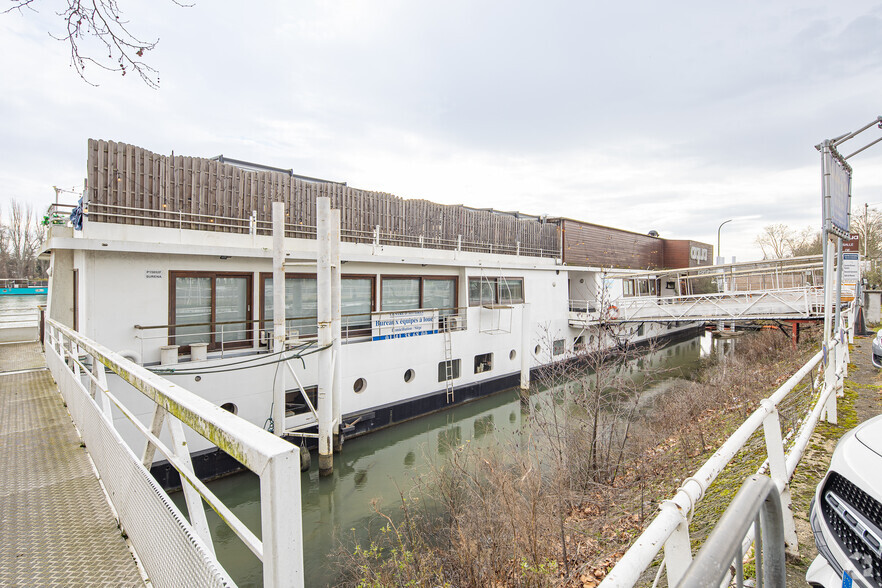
xmin=842 ymin=234 xmax=860 ymax=253
xmin=372 ymin=310 xmax=438 ymax=341
xmin=690 ymin=246 xmax=709 ymax=263
xmin=145 ymin=270 xmax=163 ymax=279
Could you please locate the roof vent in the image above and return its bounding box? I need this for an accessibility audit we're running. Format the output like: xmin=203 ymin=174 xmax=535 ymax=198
xmin=648 ymin=230 xmax=659 ymax=238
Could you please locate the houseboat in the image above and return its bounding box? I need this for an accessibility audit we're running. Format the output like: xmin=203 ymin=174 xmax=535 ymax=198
xmin=41 ymin=139 xmax=714 ymax=485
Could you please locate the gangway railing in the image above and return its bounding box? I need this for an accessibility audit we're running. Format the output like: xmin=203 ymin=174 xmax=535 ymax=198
xmin=44 ymin=318 xmax=304 ymax=588
xmin=570 ymin=286 xmax=825 ymax=324
xmin=599 ymin=301 xmax=856 ymax=587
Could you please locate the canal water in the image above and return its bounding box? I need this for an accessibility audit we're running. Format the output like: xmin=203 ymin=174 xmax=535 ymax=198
xmin=177 ymin=333 xmax=719 ymax=587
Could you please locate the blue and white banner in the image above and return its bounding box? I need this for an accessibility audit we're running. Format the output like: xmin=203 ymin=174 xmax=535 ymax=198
xmin=372 ymin=310 xmax=438 ymax=341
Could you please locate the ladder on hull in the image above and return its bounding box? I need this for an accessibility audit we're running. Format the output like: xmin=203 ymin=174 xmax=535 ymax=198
xmin=443 ymin=329 xmax=454 ymax=403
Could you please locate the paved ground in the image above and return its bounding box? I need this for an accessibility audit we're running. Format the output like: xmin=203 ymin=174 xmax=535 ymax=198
xmin=0 ymin=343 xmax=143 ymax=587
xmin=785 ymin=331 xmax=882 ymax=585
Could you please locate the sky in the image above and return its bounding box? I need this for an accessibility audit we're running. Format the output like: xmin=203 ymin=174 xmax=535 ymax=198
xmin=3 ymin=0 xmax=882 ymax=262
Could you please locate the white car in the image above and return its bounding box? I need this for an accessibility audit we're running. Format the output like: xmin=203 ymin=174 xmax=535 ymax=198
xmin=873 ymin=329 xmax=882 ymax=369
xmin=808 ymin=414 xmax=882 ymax=587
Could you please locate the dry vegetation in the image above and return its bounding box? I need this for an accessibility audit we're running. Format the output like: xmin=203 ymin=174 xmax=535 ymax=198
xmin=344 ymin=325 xmax=821 ymax=588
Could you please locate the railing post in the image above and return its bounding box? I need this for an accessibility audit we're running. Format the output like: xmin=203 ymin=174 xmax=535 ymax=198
xmin=663 ymin=508 xmax=693 ymax=586
xmin=822 ymin=342 xmax=838 ymax=424
xmin=168 ymin=417 xmax=215 ymax=556
xmin=760 ymin=402 xmax=798 ymax=554
xmin=261 ymin=451 xmax=304 ymax=587
xmin=457 ymin=235 xmax=462 ymax=252
xmin=373 ymin=225 xmax=379 ymax=246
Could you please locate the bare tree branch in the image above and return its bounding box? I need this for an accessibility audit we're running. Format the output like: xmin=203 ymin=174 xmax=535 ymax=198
xmin=5 ymin=0 xmax=192 ymax=88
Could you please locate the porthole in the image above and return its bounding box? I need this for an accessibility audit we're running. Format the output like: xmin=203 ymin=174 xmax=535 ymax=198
xmin=353 ymin=377 xmax=367 ymax=393
xmin=404 ymin=369 xmax=415 ymax=383
xmin=195 ymin=375 xmax=202 ymax=382
xmin=509 ymin=349 xmax=517 ymax=360
xmin=220 ymin=402 xmax=238 ymax=415
xmin=534 ymin=344 xmax=541 ymax=355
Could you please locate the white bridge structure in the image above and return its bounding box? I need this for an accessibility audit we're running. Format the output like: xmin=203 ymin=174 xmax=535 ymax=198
xmin=570 ymin=255 xmax=826 ymax=326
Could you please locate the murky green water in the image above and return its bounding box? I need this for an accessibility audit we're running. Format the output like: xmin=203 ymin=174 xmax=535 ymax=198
xmin=177 ymin=334 xmax=713 ymax=587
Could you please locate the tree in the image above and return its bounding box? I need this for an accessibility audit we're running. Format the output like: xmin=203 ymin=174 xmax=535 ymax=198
xmin=755 ymin=223 xmax=794 ymax=259
xmin=1 ymin=199 xmax=46 ymax=280
xmin=4 ymin=0 xmax=191 ymax=88
xmin=790 ymin=226 xmax=822 ymax=257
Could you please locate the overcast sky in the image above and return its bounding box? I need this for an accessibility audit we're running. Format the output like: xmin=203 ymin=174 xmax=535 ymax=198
xmin=3 ymin=0 xmax=882 ymax=262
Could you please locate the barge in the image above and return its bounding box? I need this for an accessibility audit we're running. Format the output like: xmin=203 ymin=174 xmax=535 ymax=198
xmin=40 ymin=139 xmax=714 ymax=486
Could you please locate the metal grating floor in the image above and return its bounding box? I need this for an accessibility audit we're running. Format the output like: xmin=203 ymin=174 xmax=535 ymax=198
xmin=0 ymin=341 xmax=46 ymax=373
xmin=0 ymin=345 xmax=143 ymax=587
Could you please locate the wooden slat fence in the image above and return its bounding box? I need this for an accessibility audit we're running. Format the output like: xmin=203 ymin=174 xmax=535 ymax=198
xmin=85 ymin=139 xmax=559 ymax=257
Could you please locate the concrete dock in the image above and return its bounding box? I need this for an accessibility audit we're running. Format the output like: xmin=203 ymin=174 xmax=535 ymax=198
xmin=0 ymin=341 xmax=143 ymax=587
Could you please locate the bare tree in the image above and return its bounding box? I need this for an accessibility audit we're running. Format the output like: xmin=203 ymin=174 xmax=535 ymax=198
xmin=790 ymin=226 xmax=822 ymax=257
xmin=755 ymin=223 xmax=794 ymax=259
xmin=1 ymin=199 xmax=45 ymax=280
xmin=4 ymin=0 xmax=191 ymax=88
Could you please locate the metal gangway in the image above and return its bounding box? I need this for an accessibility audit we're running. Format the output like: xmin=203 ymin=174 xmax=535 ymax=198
xmin=570 ymin=255 xmax=827 ymax=326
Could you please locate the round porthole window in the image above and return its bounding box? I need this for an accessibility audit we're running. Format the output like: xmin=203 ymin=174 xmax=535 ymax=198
xmin=220 ymin=402 xmax=238 ymax=415
xmin=404 ymin=369 xmax=415 ymax=383
xmin=353 ymin=377 xmax=367 ymax=393
xmin=534 ymin=344 xmax=541 ymax=355
xmin=509 ymin=349 xmax=517 ymax=360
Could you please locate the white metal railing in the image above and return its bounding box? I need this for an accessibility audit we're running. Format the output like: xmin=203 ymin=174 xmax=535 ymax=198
xmin=600 ymin=301 xmax=855 ymax=587
xmin=44 ymin=317 xmax=304 ymax=588
xmin=84 ymin=202 xmax=560 ymax=259
xmin=132 ymin=307 xmax=469 ymax=364
xmin=570 ymin=286 xmax=826 ymax=324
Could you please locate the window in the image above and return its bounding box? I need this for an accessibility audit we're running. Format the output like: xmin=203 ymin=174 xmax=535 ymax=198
xmin=474 ymin=353 xmax=493 ymax=374
xmin=381 ymin=276 xmax=458 ymax=311
xmin=286 ymin=386 xmax=317 ymax=415
xmin=468 ymin=277 xmax=524 ymax=306
xmin=438 ymin=359 xmax=461 ymax=382
xmin=261 ymin=273 xmax=375 ymax=339
xmin=552 ymin=339 xmax=565 ymax=356
xmin=170 ymin=272 xmax=252 ymax=351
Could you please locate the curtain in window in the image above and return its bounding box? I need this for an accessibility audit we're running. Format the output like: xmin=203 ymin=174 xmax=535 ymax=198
xmin=381 ymin=278 xmax=420 ymax=311
xmin=342 ymin=278 xmax=372 ymax=329
xmin=175 ymin=277 xmax=211 ymax=346
xmin=216 ymin=277 xmax=248 ymax=343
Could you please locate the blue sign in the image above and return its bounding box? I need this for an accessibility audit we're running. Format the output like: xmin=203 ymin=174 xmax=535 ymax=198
xmin=842 ymin=570 xmax=853 ymax=588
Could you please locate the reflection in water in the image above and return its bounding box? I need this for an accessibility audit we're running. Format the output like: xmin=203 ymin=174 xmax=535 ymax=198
xmin=184 ymin=334 xmax=707 ymax=587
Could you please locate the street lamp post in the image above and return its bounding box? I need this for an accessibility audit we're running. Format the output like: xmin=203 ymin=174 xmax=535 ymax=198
xmin=717 ymin=219 xmax=733 ymax=265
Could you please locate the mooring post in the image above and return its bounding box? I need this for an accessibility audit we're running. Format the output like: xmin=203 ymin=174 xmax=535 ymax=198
xmin=272 ymin=202 xmax=286 ymax=437
xmin=330 ymin=209 xmax=343 ymax=454
xmin=317 ymin=197 xmax=334 ymax=475
xmin=520 ymin=303 xmax=531 ymax=391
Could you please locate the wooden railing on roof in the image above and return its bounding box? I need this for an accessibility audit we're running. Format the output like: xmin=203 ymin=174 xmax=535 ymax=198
xmin=85 ymin=139 xmax=560 ymax=258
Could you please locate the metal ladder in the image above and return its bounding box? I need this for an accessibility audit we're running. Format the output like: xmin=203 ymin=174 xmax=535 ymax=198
xmin=443 ymin=328 xmax=454 ymax=403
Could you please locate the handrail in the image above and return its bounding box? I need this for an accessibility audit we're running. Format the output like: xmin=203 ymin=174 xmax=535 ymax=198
xmin=600 ymin=300 xmax=854 ymax=587
xmin=44 ymin=317 xmax=304 ymax=587
xmin=676 ymin=475 xmax=785 ymax=588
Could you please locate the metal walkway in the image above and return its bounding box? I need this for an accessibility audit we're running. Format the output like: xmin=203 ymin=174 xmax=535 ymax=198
xmin=0 ymin=342 xmax=143 ymax=587
xmin=570 ymin=287 xmax=826 ymax=326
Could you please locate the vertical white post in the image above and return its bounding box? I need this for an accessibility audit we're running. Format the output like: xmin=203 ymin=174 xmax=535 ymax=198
xmin=261 ymin=451 xmax=305 ymax=587
xmin=520 ymin=303 xmax=531 ymax=391
xmin=331 ymin=209 xmax=343 ymax=453
xmin=272 ymin=202 xmax=286 ymax=437
xmin=317 ymin=197 xmax=334 ymax=476
xmin=761 ymin=403 xmax=798 ymax=553
xmin=663 ymin=515 xmax=693 ymax=586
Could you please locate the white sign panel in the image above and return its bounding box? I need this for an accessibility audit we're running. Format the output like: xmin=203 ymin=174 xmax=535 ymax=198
xmin=145 ymin=270 xmax=163 ymax=279
xmin=372 ymin=310 xmax=438 ymax=341
xmin=841 ymin=252 xmax=860 ymax=302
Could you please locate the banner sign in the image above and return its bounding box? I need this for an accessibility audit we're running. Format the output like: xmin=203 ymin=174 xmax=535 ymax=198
xmin=372 ymin=310 xmax=438 ymax=341
xmin=823 ymin=148 xmax=852 ymax=238
xmin=841 ymin=252 xmax=860 ymax=302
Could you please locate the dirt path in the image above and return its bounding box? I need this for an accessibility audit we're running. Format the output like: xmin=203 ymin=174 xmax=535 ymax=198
xmin=785 ymin=331 xmax=882 ymax=585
